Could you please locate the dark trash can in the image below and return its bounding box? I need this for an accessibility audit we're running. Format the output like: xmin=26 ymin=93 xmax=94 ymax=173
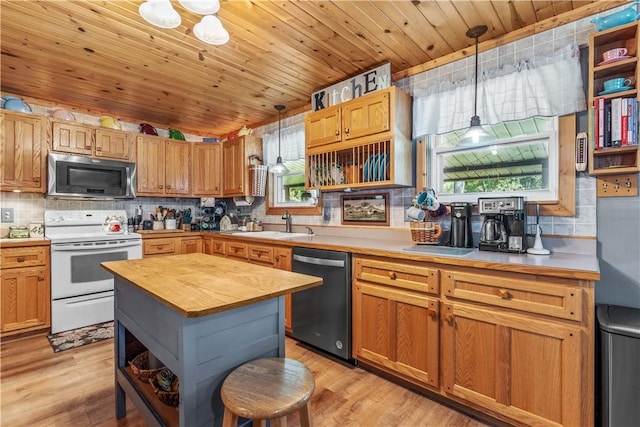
xmin=597 ymin=304 xmax=640 ymax=427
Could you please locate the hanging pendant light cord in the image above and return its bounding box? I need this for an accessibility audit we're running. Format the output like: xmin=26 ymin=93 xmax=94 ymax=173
xmin=473 ymin=34 xmax=479 ymax=118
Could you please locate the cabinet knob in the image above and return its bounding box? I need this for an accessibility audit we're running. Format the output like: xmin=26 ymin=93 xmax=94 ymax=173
xmin=85 ymin=145 xmax=92 ymax=150
xmin=33 ymin=177 xmax=40 ymax=182
xmin=444 ymin=313 xmax=454 ymax=325
xmin=388 ymin=271 xmax=397 ymax=280
xmin=335 ymin=130 xmax=340 ymax=136
xmin=344 ymin=128 xmax=350 ymax=134
xmin=159 ymin=185 xmax=163 ymax=189
xmin=167 ymin=185 xmax=171 ymax=189
xmin=498 ymin=289 xmax=511 ymax=300
xmin=38 ymin=276 xmax=45 ymax=281
xmin=427 ymin=308 xmax=438 ymax=319
xmin=17 ymin=256 xmax=25 ymax=262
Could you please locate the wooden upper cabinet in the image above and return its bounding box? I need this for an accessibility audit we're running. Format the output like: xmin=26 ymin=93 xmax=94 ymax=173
xmin=51 ymin=121 xmax=93 ymax=156
xmin=305 ymin=105 xmax=341 ymax=148
xmin=165 ymin=139 xmax=190 ymax=195
xmin=95 ymin=128 xmax=131 ymax=160
xmin=342 ymin=90 xmax=390 ymax=141
xmin=0 ymin=110 xmax=46 ymax=193
xmin=192 ymin=142 xmax=222 ymax=197
xmin=136 ymin=135 xmax=165 ymax=194
xmin=305 ymin=86 xmax=412 ymax=191
xmin=221 ymin=135 xmax=262 ymax=197
xmin=52 ymin=121 xmax=133 ymax=160
xmin=136 ymin=135 xmax=190 ymax=196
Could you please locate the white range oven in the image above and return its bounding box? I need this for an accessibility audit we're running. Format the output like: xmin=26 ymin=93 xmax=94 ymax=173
xmin=45 ymin=210 xmax=142 ymax=333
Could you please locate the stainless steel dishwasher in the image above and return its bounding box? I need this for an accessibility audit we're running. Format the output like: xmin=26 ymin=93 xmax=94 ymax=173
xmin=291 ymin=247 xmax=352 ymax=362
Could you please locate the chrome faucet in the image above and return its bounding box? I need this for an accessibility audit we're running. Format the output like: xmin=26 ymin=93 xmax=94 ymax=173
xmin=282 ymin=209 xmax=292 ymax=233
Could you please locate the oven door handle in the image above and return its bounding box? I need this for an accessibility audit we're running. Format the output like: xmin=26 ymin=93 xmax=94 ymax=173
xmin=52 ymin=240 xmax=142 ymax=251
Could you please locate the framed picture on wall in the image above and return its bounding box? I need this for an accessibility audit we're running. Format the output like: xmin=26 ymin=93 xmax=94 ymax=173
xmin=340 ymin=193 xmax=389 ymax=226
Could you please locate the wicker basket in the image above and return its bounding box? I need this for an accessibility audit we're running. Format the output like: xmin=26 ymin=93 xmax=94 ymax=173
xmin=128 ymin=351 xmax=163 ymax=381
xmin=248 ymin=156 xmax=267 ymax=197
xmin=410 ymin=221 xmax=443 ymax=244
xmin=149 ymin=375 xmax=180 ymax=407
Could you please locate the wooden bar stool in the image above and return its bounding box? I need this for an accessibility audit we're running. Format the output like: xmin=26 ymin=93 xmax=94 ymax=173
xmin=221 ymin=357 xmax=315 ymax=427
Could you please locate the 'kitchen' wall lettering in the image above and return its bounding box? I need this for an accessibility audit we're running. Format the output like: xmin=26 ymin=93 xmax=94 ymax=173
xmin=311 ymin=63 xmax=391 ymax=111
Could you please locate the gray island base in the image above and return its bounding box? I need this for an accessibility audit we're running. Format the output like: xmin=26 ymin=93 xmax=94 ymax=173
xmin=102 ymin=254 xmax=322 ymax=427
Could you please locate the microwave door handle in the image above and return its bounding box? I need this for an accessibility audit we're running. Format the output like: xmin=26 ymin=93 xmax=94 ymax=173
xmin=52 ymin=241 xmax=142 ymax=251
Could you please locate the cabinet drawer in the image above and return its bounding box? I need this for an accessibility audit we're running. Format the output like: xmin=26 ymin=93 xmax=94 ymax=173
xmin=1 ymin=246 xmax=47 ymax=268
xmin=248 ymin=244 xmax=275 ymax=265
xmin=205 ymin=238 xmax=225 ymax=255
xmin=354 ymin=257 xmax=439 ymax=295
xmin=143 ymin=238 xmax=178 ymax=256
xmin=226 ymin=242 xmax=248 ymax=259
xmin=442 ymin=270 xmax=583 ymax=321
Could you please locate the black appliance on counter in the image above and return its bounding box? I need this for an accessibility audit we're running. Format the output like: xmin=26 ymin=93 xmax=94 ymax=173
xmin=291 ymin=247 xmax=354 ymax=363
xmin=478 ymin=196 xmax=527 ymax=253
xmin=449 ymin=202 xmax=474 ymax=248
xmin=200 ymin=200 xmax=227 ymax=231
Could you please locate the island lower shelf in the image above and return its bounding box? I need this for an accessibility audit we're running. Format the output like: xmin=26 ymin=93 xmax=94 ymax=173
xmin=118 ymin=366 xmax=179 ymax=427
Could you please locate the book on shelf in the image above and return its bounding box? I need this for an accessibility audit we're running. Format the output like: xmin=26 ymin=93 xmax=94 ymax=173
xmin=594 ymin=97 xmax=639 ymax=149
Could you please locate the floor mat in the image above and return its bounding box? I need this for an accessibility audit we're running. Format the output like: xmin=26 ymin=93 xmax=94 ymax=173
xmin=47 ymin=321 xmax=114 ymax=353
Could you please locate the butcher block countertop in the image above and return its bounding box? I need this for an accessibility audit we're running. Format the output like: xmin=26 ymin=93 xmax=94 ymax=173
xmin=101 ymin=253 xmax=322 ymax=318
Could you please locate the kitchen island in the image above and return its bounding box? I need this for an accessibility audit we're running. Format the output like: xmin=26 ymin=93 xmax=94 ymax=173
xmin=101 ymin=253 xmax=322 ymax=427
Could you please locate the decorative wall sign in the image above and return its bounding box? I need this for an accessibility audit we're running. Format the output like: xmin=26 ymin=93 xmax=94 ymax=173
xmin=341 ymin=193 xmax=389 ymax=226
xmin=311 ymin=63 xmax=391 ymax=111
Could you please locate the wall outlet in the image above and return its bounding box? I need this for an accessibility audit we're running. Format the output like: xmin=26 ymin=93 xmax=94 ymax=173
xmin=1 ymin=207 xmax=14 ymax=223
xmin=323 ymin=206 xmax=331 ymax=221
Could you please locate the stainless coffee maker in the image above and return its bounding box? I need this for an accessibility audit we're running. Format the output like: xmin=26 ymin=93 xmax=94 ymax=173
xmin=449 ymin=202 xmax=474 ymax=248
xmin=478 ymin=196 xmax=527 ymax=253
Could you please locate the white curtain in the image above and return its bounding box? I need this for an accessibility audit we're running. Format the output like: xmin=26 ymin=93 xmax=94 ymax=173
xmin=413 ymin=43 xmax=587 ymax=137
xmin=262 ymin=121 xmax=305 ymax=166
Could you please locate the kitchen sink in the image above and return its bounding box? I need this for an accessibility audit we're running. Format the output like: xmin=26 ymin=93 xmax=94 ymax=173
xmin=402 ymin=245 xmax=475 ymax=257
xmin=230 ymin=231 xmax=313 ymax=240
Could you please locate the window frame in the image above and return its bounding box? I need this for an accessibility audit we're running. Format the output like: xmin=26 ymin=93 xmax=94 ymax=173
xmin=265 ymin=170 xmax=322 ymax=216
xmin=416 ymin=115 xmax=576 ymax=217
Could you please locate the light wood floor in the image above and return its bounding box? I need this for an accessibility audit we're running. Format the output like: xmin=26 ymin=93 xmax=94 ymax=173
xmin=1 ymin=334 xmax=490 ymax=426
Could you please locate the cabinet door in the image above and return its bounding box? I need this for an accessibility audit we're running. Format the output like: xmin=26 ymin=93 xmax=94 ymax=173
xmin=441 ymin=302 xmax=582 ymax=426
xmin=95 ymin=129 xmax=131 ymax=160
xmin=203 ymin=237 xmax=225 ymax=256
xmin=222 ymin=138 xmax=244 ymax=196
xmin=343 ymin=91 xmax=390 ymax=141
xmin=353 ymin=281 xmax=439 ymax=388
xmin=51 ymin=121 xmax=93 ymax=155
xmin=1 ymin=112 xmax=46 ymax=192
xmin=305 ymin=105 xmax=341 ymax=148
xmin=136 ymin=136 xmax=165 ymax=195
xmin=192 ymin=143 xmax=222 ymax=196
xmin=1 ymin=265 xmax=50 ymax=334
xmin=180 ymin=237 xmax=202 ymax=254
xmin=165 ymin=140 xmax=191 ymax=195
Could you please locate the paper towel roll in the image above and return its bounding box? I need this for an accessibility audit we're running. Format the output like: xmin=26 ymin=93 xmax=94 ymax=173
xmin=232 ymin=196 xmax=254 ymax=206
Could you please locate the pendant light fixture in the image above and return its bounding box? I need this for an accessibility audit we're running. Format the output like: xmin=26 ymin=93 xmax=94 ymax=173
xmin=457 ymin=25 xmax=496 ymax=147
xmin=269 ymin=105 xmax=289 ymax=174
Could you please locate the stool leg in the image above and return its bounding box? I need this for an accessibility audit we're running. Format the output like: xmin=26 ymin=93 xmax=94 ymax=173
xmin=270 ymin=417 xmax=287 ymax=427
xmin=256 ymin=420 xmax=268 ymax=427
xmin=299 ymin=402 xmax=313 ymax=427
xmin=222 ymin=407 xmax=239 ymax=427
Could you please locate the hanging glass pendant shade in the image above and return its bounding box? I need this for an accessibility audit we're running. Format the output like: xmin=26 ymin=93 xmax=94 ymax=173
xmin=457 ymin=25 xmax=496 ymax=147
xmin=270 ymin=105 xmax=289 ymax=174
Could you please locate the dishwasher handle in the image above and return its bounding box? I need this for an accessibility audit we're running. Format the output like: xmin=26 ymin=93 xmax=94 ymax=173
xmin=293 ymin=254 xmax=345 ymax=268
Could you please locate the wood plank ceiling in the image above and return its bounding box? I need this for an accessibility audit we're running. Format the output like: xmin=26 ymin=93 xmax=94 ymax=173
xmin=0 ymin=1 xmax=625 ymax=137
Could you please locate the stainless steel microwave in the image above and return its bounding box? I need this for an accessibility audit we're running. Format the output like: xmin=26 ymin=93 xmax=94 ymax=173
xmin=47 ymin=153 xmax=136 ymax=200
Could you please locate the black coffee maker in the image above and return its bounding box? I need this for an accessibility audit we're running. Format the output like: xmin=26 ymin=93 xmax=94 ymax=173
xmin=449 ymin=202 xmax=474 ymax=248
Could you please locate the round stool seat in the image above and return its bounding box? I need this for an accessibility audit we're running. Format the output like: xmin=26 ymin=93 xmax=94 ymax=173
xmin=221 ymin=358 xmax=315 ymax=426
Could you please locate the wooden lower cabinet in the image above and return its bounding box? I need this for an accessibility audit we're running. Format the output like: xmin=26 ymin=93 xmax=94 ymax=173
xmin=352 ymin=255 xmax=594 ymax=427
xmin=441 ymin=302 xmax=583 ymax=426
xmin=202 ymin=235 xmax=225 ymax=256
xmin=180 ymin=236 xmax=202 ymax=254
xmin=274 ymin=248 xmax=293 ymax=333
xmin=353 ymin=256 xmax=440 ymax=388
xmin=0 ymin=245 xmax=51 ymax=337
